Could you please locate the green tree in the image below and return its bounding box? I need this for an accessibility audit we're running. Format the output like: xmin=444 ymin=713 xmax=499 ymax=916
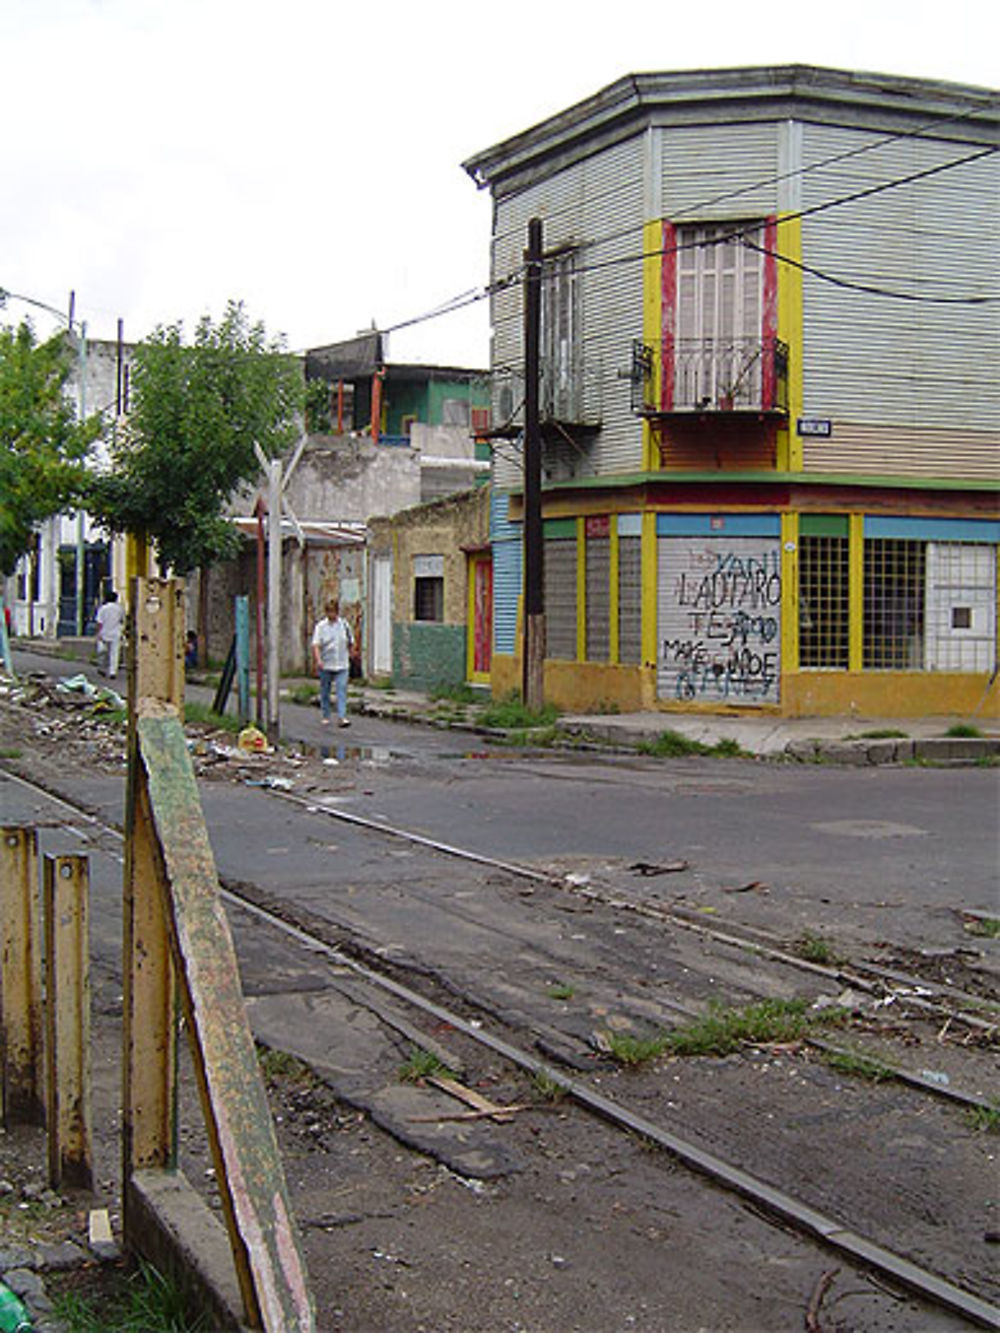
xmin=88 ymin=301 xmax=303 ymax=574
xmin=0 ymin=322 xmax=100 ymax=576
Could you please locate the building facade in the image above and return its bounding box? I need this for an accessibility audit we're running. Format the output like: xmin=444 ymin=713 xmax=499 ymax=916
xmin=464 ymin=66 xmax=999 ymax=717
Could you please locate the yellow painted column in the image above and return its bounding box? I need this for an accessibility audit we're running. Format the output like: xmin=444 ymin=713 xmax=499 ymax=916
xmin=781 ymin=513 xmax=800 ymax=678
xmin=609 ymin=521 xmax=620 ymax=665
xmin=641 ymin=510 xmax=658 ymax=670
xmin=642 ymin=219 xmax=663 ymax=473
xmin=576 ymin=517 xmax=586 ymax=662
xmin=776 ymin=215 xmax=804 ymax=472
xmin=848 ymin=513 xmax=865 ymax=673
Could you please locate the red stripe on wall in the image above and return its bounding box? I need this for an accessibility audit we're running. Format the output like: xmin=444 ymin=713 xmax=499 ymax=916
xmin=660 ymin=221 xmax=676 ymax=411
xmin=761 ymin=216 xmax=778 ymax=411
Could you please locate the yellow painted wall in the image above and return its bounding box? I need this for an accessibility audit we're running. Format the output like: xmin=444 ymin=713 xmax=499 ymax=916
xmin=782 ymin=671 xmax=999 ymax=719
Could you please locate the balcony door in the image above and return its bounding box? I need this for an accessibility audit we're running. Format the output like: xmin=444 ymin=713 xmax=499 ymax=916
xmin=675 ymin=223 xmax=764 ymax=410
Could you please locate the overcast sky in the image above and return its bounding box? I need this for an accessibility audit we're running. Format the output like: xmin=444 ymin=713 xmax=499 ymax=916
xmin=2 ymin=0 xmax=996 ymax=368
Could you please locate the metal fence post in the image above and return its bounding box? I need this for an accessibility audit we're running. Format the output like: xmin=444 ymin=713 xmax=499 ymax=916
xmin=122 ymin=578 xmax=184 ymax=1203
xmin=44 ymin=853 xmax=93 ymax=1189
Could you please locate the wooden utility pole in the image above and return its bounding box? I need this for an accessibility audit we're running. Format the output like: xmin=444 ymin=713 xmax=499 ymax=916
xmin=523 ymin=217 xmax=545 ymax=710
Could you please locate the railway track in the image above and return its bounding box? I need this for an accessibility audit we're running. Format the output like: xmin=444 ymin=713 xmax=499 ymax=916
xmin=3 ymin=762 xmax=999 ymax=1329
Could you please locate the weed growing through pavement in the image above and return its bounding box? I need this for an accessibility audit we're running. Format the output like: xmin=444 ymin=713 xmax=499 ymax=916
xmin=966 ymin=1103 xmax=1000 ymax=1134
xmin=286 ymin=683 xmax=319 ymax=706
xmin=821 ymin=1047 xmax=893 ymax=1082
xmin=964 ymin=916 xmax=1000 ymax=939
xmin=398 ymin=1047 xmax=454 ymax=1084
xmin=945 ymin=723 xmax=984 ymax=738
xmin=183 ymin=700 xmax=242 ymax=734
xmin=532 ymin=1071 xmax=567 ymax=1103
xmin=430 ymin=682 xmax=479 ymax=705
xmin=795 ymin=931 xmax=841 ymax=965
xmin=0 ymin=746 xmax=23 ymax=759
xmin=637 ymin=730 xmax=746 ymax=759
xmin=604 ymin=1031 xmax=670 ymax=1066
xmin=663 ymin=998 xmax=848 ymax=1058
xmin=256 ymin=1042 xmax=312 ymax=1083
xmin=547 ymin=982 xmax=576 ymax=1000
xmin=53 ymin=1259 xmax=210 ymax=1332
xmin=479 ymin=693 xmax=560 ymax=731
xmin=848 ymin=728 xmax=909 ymax=740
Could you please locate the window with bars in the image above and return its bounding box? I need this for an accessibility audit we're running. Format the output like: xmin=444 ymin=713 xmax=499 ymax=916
xmin=585 ymin=530 xmax=610 ymax=662
xmin=618 ymin=536 xmax=642 ymax=665
xmin=864 ymin=540 xmax=925 ymax=669
xmin=544 ymin=536 xmax=578 ymax=659
xmin=799 ymin=536 xmax=849 ymax=668
xmin=541 ymin=249 xmax=581 ymax=422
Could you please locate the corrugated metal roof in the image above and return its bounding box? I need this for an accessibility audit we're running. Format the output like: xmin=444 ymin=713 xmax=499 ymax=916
xmin=231 ymin=517 xmax=367 ymax=546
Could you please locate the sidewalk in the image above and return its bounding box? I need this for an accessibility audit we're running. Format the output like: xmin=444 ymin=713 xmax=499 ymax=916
xmin=13 ymin=635 xmax=999 ymax=765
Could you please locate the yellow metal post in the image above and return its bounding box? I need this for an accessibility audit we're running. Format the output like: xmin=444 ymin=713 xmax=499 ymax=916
xmin=44 ymin=853 xmax=92 ymax=1189
xmin=123 ymin=579 xmax=184 ymax=1200
xmin=849 ymin=513 xmax=865 ymax=673
xmin=781 ymin=513 xmax=800 ymax=679
xmin=0 ymin=826 xmax=44 ymax=1126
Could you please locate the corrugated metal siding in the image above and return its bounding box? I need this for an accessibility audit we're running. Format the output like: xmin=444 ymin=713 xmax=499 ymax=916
xmin=585 ymin=535 xmax=610 ymax=660
xmin=657 ymin=535 xmax=782 ymax=705
xmin=660 ymin=123 xmax=781 ymax=219
xmin=799 ymin=125 xmax=1000 ymax=457
xmin=491 ymin=491 xmax=522 ymax=654
xmin=490 ymin=136 xmax=646 ymax=486
xmin=803 ymin=422 xmax=1000 ymax=479
xmin=545 ymin=537 xmax=578 ymax=659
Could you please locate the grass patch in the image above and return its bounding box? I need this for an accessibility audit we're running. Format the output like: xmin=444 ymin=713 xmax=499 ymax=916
xmin=966 ymin=1103 xmax=1000 ymax=1134
xmin=604 ymin=1031 xmax=670 ymax=1066
xmin=964 ymin=915 xmax=1000 ymax=939
xmin=430 ymin=682 xmax=479 ymax=705
xmin=849 ymin=728 xmax=909 ymax=740
xmin=398 ymin=1046 xmax=454 ymax=1084
xmin=945 ymin=723 xmax=984 ymax=738
xmin=665 ymin=997 xmax=848 ymax=1058
xmin=479 ymin=693 xmax=560 ymax=730
xmin=637 ymin=729 xmax=745 ymax=758
xmin=794 ymin=930 xmax=840 ymax=965
xmin=285 ymin=683 xmax=318 ymax=706
xmin=256 ymin=1042 xmax=311 ymax=1083
xmin=547 ymin=982 xmax=575 ymax=1001
xmin=183 ymin=700 xmax=242 ymax=734
xmin=53 ymin=1259 xmax=210 ymax=1332
xmin=821 ymin=1047 xmax=893 ymax=1082
xmin=0 ymin=746 xmax=23 ymax=759
xmin=369 ymin=677 xmax=396 ymax=691
xmin=531 ymin=1071 xmax=567 ymax=1103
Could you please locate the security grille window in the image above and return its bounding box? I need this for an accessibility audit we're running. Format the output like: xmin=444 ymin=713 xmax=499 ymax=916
xmin=925 ymin=542 xmax=996 ymax=672
xmin=617 ymin=536 xmax=642 ymax=665
xmin=585 ymin=529 xmax=610 ymax=662
xmin=675 ymin=222 xmax=764 ymax=410
xmin=541 ymin=249 xmax=580 ymax=422
xmin=544 ymin=536 xmax=578 ymax=660
xmin=863 ymin=540 xmax=925 ymax=669
xmin=799 ymin=536 xmax=849 ymax=668
xmin=414 ymin=577 xmax=444 ymax=622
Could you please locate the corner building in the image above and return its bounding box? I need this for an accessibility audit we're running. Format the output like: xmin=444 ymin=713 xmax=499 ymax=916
xmin=463 ymin=66 xmax=999 ymax=717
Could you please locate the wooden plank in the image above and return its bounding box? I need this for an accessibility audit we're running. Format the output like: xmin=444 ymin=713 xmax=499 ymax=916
xmin=44 ymin=853 xmax=93 ymax=1189
xmin=0 ymin=826 xmax=43 ymax=1125
xmin=138 ymin=711 xmax=314 ymax=1332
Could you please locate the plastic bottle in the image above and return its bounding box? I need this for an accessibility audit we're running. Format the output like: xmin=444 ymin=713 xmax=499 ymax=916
xmin=0 ymin=1282 xmax=32 ymax=1333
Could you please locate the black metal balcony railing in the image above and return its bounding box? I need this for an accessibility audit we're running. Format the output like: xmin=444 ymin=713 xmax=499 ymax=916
xmin=629 ymin=337 xmax=789 ymax=417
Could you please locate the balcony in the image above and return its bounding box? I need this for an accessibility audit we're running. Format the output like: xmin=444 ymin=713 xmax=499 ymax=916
xmin=629 ymin=337 xmax=788 ymax=419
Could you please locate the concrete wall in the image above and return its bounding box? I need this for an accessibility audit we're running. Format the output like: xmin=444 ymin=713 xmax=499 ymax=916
xmin=282 ymin=435 xmax=421 ymax=523
xmin=369 ymin=487 xmax=491 ymax=690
